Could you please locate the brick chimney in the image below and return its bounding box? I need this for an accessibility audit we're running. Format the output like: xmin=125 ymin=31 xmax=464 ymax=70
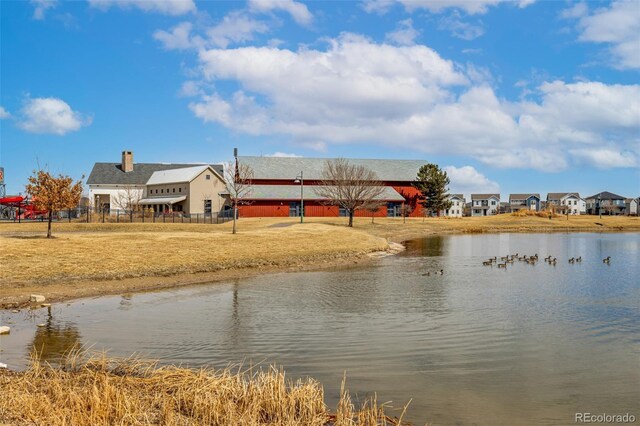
xmin=122 ymin=150 xmax=133 ymax=173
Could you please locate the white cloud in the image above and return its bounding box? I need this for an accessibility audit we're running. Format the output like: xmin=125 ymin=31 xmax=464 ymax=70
xmin=154 ymin=22 xmax=203 ymax=50
xmin=385 ymin=19 xmax=419 ymax=46
xmin=570 ymin=148 xmax=637 ymax=169
xmin=88 ymin=0 xmax=195 ymax=15
xmin=438 ymin=13 xmax=485 ymax=40
xmin=206 ymin=11 xmax=270 ymax=48
xmin=363 ymin=0 xmax=533 ymax=15
xmin=570 ymin=0 xmax=640 ymax=70
xmin=186 ymin=35 xmax=638 ymax=171
xmin=444 ymin=165 xmax=500 ymax=196
xmin=559 ymin=2 xmax=588 ymax=20
xmin=17 ymin=97 xmax=91 ymax=135
xmin=31 ymin=0 xmax=57 ymax=20
xmin=266 ymin=152 xmax=303 ymax=158
xmin=248 ymin=0 xmax=312 ymax=25
xmin=0 ymin=106 xmax=10 ymax=119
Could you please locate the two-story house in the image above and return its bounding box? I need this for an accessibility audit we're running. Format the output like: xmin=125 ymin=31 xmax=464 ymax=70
xmin=546 ymin=193 xmax=586 ymax=215
xmin=625 ymin=198 xmax=638 ymax=216
xmin=470 ymin=194 xmax=500 ymax=216
xmin=440 ymin=194 xmax=465 ymax=217
xmin=585 ymin=191 xmax=627 ymax=215
xmin=508 ymin=193 xmax=541 ymax=212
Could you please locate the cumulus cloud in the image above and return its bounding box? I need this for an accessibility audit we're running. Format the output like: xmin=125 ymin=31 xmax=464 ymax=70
xmin=153 ymin=22 xmax=202 ymax=50
xmin=88 ymin=0 xmax=196 ymax=15
xmin=248 ymin=0 xmax=312 ymax=25
xmin=438 ymin=13 xmax=485 ymax=40
xmin=31 ymin=0 xmax=57 ymax=20
xmin=206 ymin=11 xmax=270 ymax=48
xmin=444 ymin=165 xmax=500 ymax=196
xmin=17 ymin=97 xmax=91 ymax=135
xmin=185 ymin=35 xmax=638 ymax=171
xmin=566 ymin=0 xmax=640 ymax=70
xmin=569 ymin=148 xmax=637 ymax=169
xmin=363 ymin=0 xmax=533 ymax=15
xmin=385 ymin=19 xmax=419 ymax=46
xmin=0 ymin=106 xmax=10 ymax=119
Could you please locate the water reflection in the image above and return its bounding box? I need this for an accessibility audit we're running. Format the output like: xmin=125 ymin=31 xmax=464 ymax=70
xmin=30 ymin=312 xmax=82 ymax=363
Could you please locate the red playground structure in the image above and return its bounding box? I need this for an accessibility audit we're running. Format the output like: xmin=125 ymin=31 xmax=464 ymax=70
xmin=0 ymin=195 xmax=48 ymax=220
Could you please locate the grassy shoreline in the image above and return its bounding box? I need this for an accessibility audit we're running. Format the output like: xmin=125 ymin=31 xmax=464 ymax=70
xmin=1 ymin=215 xmax=638 ymax=308
xmin=0 ymin=350 xmax=408 ymax=425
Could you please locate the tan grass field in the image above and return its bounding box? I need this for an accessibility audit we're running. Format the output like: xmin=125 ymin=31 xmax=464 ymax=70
xmin=1 ymin=215 xmax=638 ymax=307
xmin=0 ymin=350 xmax=407 ymax=425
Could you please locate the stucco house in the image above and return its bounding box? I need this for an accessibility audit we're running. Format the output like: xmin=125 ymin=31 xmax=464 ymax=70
xmin=440 ymin=194 xmax=465 ymax=217
xmin=470 ymin=194 xmax=500 ymax=216
xmin=87 ymin=151 xmax=226 ymax=216
xmin=509 ymin=193 xmax=541 ymax=212
xmin=546 ymin=193 xmax=586 ymax=215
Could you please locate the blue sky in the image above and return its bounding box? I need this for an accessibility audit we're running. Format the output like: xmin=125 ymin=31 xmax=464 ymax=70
xmin=1 ymin=0 xmax=639 ymax=200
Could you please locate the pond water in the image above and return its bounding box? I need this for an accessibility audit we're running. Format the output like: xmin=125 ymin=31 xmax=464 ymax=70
xmin=1 ymin=233 xmax=639 ymax=425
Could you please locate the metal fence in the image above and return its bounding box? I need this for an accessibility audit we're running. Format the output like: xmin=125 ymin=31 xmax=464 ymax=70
xmin=1 ymin=206 xmax=234 ymax=225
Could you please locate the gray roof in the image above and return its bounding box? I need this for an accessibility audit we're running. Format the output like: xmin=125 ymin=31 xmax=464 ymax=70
xmin=238 ymin=156 xmax=426 ymax=181
xmin=509 ymin=193 xmax=541 ymax=201
xmin=547 ymin=192 xmax=581 ymax=200
xmin=471 ymin=194 xmax=500 ymax=200
xmin=245 ymin=185 xmax=405 ymax=201
xmin=448 ymin=194 xmax=464 ymax=200
xmin=585 ymin=191 xmax=626 ymax=200
xmin=87 ymin=163 xmax=220 ymax=185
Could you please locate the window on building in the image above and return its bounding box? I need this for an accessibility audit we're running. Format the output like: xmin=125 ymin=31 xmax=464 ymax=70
xmin=289 ymin=202 xmax=302 ymax=217
xmin=173 ymin=188 xmax=175 ymax=193
xmin=179 ymin=188 xmax=182 ymax=193
xmin=206 ymin=175 xmax=211 ymax=180
xmin=161 ymin=189 xmax=164 ymax=194
xmin=491 ymin=200 xmax=496 ymax=205
xmin=204 ymin=199 xmax=212 ymax=214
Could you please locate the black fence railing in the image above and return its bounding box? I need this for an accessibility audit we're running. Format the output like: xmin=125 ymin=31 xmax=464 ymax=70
xmin=0 ymin=206 xmax=234 ymax=225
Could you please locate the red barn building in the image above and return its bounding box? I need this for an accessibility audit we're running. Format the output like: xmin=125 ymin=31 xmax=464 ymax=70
xmin=236 ymin=156 xmax=426 ymax=218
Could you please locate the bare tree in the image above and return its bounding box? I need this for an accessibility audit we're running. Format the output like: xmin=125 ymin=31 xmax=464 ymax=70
xmin=315 ymin=158 xmax=386 ymax=227
xmin=113 ymin=185 xmax=143 ymax=221
xmin=364 ymin=199 xmax=385 ymax=224
xmin=224 ymin=161 xmax=254 ymax=234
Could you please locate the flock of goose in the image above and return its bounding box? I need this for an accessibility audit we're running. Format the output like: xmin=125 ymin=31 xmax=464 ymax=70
xmin=481 ymin=253 xmax=612 ymax=268
xmin=419 ymin=254 xmax=612 ymax=276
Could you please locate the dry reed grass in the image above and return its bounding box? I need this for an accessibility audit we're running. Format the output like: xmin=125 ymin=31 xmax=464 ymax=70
xmin=0 ymin=349 xmax=407 ymax=426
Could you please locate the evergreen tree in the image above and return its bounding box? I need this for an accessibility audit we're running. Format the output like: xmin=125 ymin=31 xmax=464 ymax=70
xmin=414 ymin=163 xmax=452 ymax=216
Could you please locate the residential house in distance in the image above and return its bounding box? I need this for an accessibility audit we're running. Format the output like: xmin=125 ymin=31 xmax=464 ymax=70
xmin=441 ymin=194 xmax=465 ymax=217
xmin=236 ymin=156 xmax=426 ymax=218
xmin=470 ymin=194 xmax=500 ymax=216
xmin=546 ymin=193 xmax=586 ymax=215
xmin=87 ymin=151 xmax=226 ymax=215
xmin=585 ymin=191 xmax=627 ymax=215
xmin=625 ymin=198 xmax=638 ymax=216
xmin=509 ymin=193 xmax=541 ymax=212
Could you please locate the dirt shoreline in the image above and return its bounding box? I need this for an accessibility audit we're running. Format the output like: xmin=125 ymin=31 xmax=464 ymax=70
xmin=1 ymin=217 xmax=638 ymax=309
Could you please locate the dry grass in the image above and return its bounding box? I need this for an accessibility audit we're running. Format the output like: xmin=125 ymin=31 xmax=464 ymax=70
xmin=0 ymin=221 xmax=387 ymax=286
xmin=0 ymin=350 xmax=407 ymax=426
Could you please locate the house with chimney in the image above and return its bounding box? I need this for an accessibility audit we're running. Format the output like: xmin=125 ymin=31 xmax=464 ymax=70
xmin=87 ymin=151 xmax=226 ymax=215
xmin=546 ymin=193 xmax=585 ymax=215
xmin=470 ymin=194 xmax=500 ymax=216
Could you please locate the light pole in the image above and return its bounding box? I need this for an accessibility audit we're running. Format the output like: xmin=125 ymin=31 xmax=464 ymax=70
xmin=294 ymin=171 xmax=304 ymax=223
xmin=598 ymin=197 xmax=602 ymax=219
